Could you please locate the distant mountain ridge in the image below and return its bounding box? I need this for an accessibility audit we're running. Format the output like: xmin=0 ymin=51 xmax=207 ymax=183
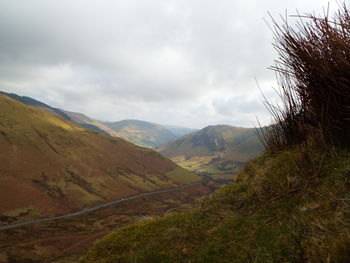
xmin=0 ymin=91 xmax=195 ymax=148
xmin=104 ymin=120 xmax=175 ymax=148
xmin=164 ymin=125 xmax=197 ymax=137
xmin=103 ymin=120 xmax=198 ymax=148
xmin=160 ymin=125 xmax=264 ymax=179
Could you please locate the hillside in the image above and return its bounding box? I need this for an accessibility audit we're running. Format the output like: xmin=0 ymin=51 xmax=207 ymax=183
xmin=159 ymin=125 xmax=263 ymax=179
xmin=0 ymin=91 xmax=117 ymax=136
xmin=61 ymin=110 xmax=121 ymax=137
xmin=81 ymin=146 xmax=350 ymax=263
xmin=0 ymin=91 xmax=72 ymax=121
xmin=104 ymin=119 xmax=177 ymax=148
xmin=0 ymin=95 xmax=200 ymax=224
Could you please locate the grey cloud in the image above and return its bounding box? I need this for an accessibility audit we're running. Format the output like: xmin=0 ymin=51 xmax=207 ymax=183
xmin=0 ymin=0 xmax=339 ymax=128
xmin=212 ymin=96 xmax=266 ymax=116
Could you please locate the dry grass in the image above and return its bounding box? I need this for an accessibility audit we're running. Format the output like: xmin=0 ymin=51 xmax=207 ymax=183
xmin=258 ymin=4 xmax=350 ymax=152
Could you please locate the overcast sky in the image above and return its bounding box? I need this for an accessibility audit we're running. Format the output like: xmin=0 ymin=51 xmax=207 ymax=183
xmin=0 ymin=0 xmax=342 ymax=128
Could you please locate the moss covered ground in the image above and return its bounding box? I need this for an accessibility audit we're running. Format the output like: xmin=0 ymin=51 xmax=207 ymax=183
xmin=81 ymin=146 xmax=350 ymax=263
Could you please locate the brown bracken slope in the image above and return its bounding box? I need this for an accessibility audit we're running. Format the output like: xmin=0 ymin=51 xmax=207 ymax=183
xmin=0 ymin=95 xmax=200 ymax=223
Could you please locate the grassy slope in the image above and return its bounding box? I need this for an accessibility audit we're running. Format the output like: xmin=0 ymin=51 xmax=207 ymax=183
xmin=62 ymin=110 xmax=121 ymax=137
xmin=0 ymin=91 xmax=120 ymax=137
xmin=0 ymin=91 xmax=72 ymax=121
xmin=104 ymin=120 xmax=177 ymax=148
xmin=0 ymin=95 xmax=200 ymax=221
xmin=160 ymin=125 xmax=263 ymax=178
xmin=82 ymin=146 xmax=350 ymax=263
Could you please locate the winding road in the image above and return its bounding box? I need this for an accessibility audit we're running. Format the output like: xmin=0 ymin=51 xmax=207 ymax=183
xmin=0 ymin=181 xmax=205 ymax=231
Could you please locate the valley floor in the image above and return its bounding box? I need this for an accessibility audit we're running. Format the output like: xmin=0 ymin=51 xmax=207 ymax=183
xmin=0 ymin=182 xmax=216 ymax=263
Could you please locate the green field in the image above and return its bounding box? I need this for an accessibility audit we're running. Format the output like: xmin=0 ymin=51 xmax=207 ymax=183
xmin=165 ymin=167 xmax=201 ymax=184
xmin=171 ymin=155 xmax=241 ymax=179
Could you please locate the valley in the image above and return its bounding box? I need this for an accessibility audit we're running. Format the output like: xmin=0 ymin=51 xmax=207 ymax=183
xmin=1 ymin=1 xmax=349 ymax=262
xmin=0 ymin=92 xmax=267 ymax=263
xmin=0 ymin=91 xmax=260 ymax=183
xmin=0 ymin=182 xmax=215 ymax=263
xmin=0 ymin=93 xmax=227 ymax=263
xmin=0 ymin=180 xmax=205 ymax=231
xmin=0 ymin=94 xmax=200 ymax=224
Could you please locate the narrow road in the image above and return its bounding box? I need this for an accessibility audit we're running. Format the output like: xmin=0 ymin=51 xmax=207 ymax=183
xmin=0 ymin=181 xmax=204 ymax=231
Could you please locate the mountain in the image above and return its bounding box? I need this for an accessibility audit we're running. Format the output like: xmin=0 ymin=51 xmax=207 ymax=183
xmin=159 ymin=125 xmax=264 ymax=179
xmin=61 ymin=110 xmax=120 ymax=136
xmin=164 ymin=125 xmax=197 ymax=137
xmin=0 ymin=92 xmax=196 ymax=148
xmin=0 ymin=95 xmax=200 ymax=223
xmin=104 ymin=119 xmax=178 ymax=148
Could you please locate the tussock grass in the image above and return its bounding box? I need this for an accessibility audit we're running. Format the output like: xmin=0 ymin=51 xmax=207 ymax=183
xmin=258 ymin=4 xmax=350 ymax=151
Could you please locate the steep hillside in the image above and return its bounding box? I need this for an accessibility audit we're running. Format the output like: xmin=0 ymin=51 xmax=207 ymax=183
xmin=0 ymin=91 xmax=116 ymax=136
xmin=159 ymin=125 xmax=263 ymax=179
xmin=104 ymin=119 xmax=177 ymax=148
xmin=0 ymin=91 xmax=71 ymax=121
xmin=62 ymin=110 xmax=121 ymax=136
xmin=81 ymin=146 xmax=350 ymax=263
xmin=0 ymin=95 xmax=200 ymax=224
